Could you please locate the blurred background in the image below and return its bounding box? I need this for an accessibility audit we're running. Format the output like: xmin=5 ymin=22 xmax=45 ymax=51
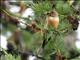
xmin=0 ymin=0 xmax=80 ymax=60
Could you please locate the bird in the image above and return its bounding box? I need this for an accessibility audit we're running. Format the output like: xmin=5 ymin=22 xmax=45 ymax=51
xmin=46 ymin=9 xmax=59 ymax=31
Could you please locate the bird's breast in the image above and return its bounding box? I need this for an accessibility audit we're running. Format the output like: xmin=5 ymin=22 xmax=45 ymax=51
xmin=49 ymin=16 xmax=59 ymax=22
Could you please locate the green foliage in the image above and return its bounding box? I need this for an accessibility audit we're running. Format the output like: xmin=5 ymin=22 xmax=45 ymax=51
xmin=31 ymin=1 xmax=80 ymax=59
xmin=1 ymin=50 xmax=21 ymax=60
xmin=1 ymin=54 xmax=21 ymax=60
xmin=56 ymin=1 xmax=73 ymax=15
xmin=32 ymin=1 xmax=52 ymax=17
xmin=5 ymin=54 xmax=20 ymax=60
xmin=1 ymin=1 xmax=80 ymax=60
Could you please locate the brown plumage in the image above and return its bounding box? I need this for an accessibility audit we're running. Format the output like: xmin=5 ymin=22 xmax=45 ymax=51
xmin=46 ymin=10 xmax=59 ymax=30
